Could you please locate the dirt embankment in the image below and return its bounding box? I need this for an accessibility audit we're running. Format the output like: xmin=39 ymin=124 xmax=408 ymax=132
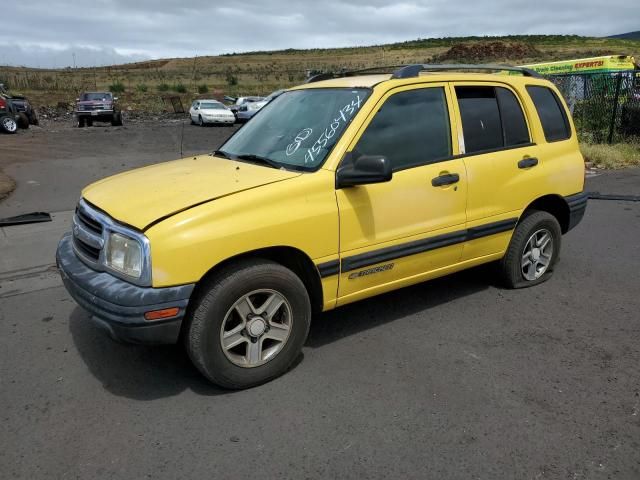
xmin=0 ymin=169 xmax=16 ymax=202
xmin=432 ymin=41 xmax=542 ymax=63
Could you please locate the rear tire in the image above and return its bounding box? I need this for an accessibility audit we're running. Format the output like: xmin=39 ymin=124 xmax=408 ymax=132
xmin=77 ymin=117 xmax=86 ymax=128
xmin=16 ymin=112 xmax=29 ymax=129
xmin=185 ymin=259 xmax=311 ymax=389
xmin=0 ymin=115 xmax=17 ymax=134
xmin=198 ymin=115 xmax=204 ymax=127
xmin=499 ymin=210 xmax=562 ymax=289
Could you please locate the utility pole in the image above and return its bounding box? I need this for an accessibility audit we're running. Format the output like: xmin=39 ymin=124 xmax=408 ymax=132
xmin=72 ymin=52 xmax=76 ymax=69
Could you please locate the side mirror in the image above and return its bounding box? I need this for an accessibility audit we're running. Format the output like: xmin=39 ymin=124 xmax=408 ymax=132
xmin=336 ymin=153 xmax=392 ymax=188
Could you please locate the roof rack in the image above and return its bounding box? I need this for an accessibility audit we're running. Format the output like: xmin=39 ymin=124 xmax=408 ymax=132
xmin=305 ymin=63 xmax=542 ymax=83
xmin=306 ymin=65 xmax=407 ymax=83
xmin=391 ymin=64 xmax=542 ymax=79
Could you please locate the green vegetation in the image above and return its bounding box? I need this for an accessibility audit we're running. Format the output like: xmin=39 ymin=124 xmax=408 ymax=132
xmin=197 ymin=84 xmax=209 ymax=94
xmin=157 ymin=83 xmax=170 ymax=92
xmin=108 ymin=81 xmax=125 ymax=93
xmin=173 ymin=83 xmax=187 ymax=93
xmin=581 ymin=142 xmax=640 ymax=169
xmin=136 ymin=83 xmax=148 ymax=92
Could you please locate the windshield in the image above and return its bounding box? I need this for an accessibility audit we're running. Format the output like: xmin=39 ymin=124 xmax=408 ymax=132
xmin=81 ymin=93 xmax=112 ymax=101
xmin=219 ymin=88 xmax=369 ymax=170
xmin=200 ymin=102 xmax=225 ymax=109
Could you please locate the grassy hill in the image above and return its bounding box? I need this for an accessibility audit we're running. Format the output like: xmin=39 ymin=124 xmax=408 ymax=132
xmin=608 ymin=31 xmax=640 ymax=40
xmin=1 ymin=35 xmax=638 ymax=112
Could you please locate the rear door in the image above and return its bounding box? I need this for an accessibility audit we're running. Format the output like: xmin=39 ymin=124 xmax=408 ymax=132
xmin=335 ymin=83 xmax=467 ymax=302
xmin=450 ymin=82 xmax=543 ymax=261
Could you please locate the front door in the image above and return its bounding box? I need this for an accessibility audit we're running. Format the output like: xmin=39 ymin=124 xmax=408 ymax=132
xmin=335 ymin=83 xmax=468 ymax=302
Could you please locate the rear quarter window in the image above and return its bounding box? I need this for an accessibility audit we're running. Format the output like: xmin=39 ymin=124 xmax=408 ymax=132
xmin=526 ymin=86 xmax=571 ymax=142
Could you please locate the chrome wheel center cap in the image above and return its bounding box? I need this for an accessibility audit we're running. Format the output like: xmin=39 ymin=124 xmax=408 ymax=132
xmin=532 ymin=247 xmax=541 ymax=262
xmin=247 ymin=317 xmax=267 ymax=338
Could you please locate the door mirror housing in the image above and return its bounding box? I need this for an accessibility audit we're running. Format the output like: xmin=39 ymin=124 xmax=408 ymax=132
xmin=336 ymin=153 xmax=392 ymax=188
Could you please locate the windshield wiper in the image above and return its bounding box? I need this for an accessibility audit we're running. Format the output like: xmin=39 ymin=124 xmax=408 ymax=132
xmin=235 ymin=154 xmax=282 ymax=169
xmin=212 ymin=149 xmax=233 ymax=159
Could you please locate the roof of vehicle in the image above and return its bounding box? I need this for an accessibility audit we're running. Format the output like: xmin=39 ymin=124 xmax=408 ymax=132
xmin=196 ymin=99 xmax=222 ymax=103
xmin=291 ymin=65 xmax=551 ymax=90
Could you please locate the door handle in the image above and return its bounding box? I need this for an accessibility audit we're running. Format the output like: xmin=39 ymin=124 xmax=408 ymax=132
xmin=518 ymin=157 xmax=538 ymax=169
xmin=431 ymin=173 xmax=460 ymax=187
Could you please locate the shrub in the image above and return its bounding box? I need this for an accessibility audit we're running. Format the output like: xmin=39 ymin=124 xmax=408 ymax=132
xmin=109 ymin=82 xmax=125 ymax=93
xmin=581 ymin=142 xmax=640 ymax=169
xmin=197 ymin=84 xmax=209 ymax=94
xmin=226 ymin=71 xmax=238 ymax=86
xmin=173 ymin=83 xmax=187 ymax=93
xmin=157 ymin=83 xmax=170 ymax=92
xmin=136 ymin=83 xmax=148 ymax=93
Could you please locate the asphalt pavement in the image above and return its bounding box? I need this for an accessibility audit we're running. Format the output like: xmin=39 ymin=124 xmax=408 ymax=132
xmin=1 ymin=126 xmax=639 ymax=479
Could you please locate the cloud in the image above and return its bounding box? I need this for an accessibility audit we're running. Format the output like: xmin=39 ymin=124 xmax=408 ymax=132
xmin=0 ymin=44 xmax=148 ymax=68
xmin=1 ymin=0 xmax=638 ymax=67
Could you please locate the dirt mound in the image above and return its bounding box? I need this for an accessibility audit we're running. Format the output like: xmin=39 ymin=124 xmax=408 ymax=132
xmin=0 ymin=169 xmax=16 ymax=202
xmin=433 ymin=41 xmax=541 ymax=63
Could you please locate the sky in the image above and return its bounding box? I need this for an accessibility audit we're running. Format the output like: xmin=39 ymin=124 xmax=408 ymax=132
xmin=1 ymin=1 xmax=638 ymax=68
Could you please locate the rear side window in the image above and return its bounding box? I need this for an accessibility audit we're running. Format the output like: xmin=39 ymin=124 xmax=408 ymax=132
xmin=354 ymin=87 xmax=451 ymax=171
xmin=496 ymin=88 xmax=530 ymax=146
xmin=456 ymin=86 xmax=531 ymax=154
xmin=526 ymin=86 xmax=571 ymax=142
xmin=456 ymin=87 xmax=503 ymax=153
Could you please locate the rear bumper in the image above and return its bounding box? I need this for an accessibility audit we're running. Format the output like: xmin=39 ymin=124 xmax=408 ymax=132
xmin=56 ymin=233 xmax=194 ymax=344
xmin=566 ymin=191 xmax=588 ymax=232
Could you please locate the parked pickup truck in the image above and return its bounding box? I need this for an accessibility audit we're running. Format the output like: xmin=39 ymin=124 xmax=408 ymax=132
xmin=57 ymin=64 xmax=587 ymax=389
xmin=75 ymin=92 xmax=123 ymax=127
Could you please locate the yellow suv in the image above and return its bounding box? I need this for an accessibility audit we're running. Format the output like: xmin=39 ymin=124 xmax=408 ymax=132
xmin=57 ymin=64 xmax=587 ymax=389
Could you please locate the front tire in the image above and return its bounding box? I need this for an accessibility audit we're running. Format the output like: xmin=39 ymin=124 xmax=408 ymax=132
xmin=111 ymin=111 xmax=123 ymax=126
xmin=198 ymin=115 xmax=205 ymax=127
xmin=499 ymin=210 xmax=561 ymax=289
xmin=185 ymin=259 xmax=311 ymax=389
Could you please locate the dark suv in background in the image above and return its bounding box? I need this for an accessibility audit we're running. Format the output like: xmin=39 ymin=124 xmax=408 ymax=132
xmin=0 ymin=94 xmax=18 ymax=133
xmin=0 ymin=83 xmax=38 ymax=129
xmin=75 ymin=92 xmax=123 ymax=127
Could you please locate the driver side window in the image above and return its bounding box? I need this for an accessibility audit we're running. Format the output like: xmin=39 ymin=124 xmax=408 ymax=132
xmin=354 ymin=87 xmax=452 ymax=171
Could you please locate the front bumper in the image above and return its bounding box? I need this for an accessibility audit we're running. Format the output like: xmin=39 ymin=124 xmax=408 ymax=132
xmin=75 ymin=110 xmax=114 ymax=118
xmin=56 ymin=233 xmax=194 ymax=344
xmin=202 ymin=116 xmax=235 ymax=124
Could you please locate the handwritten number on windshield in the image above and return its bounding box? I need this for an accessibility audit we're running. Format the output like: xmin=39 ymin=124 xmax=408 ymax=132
xmin=302 ymin=95 xmax=363 ymax=164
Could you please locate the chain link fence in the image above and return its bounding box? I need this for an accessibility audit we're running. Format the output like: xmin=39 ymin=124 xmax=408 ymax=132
xmin=549 ymin=71 xmax=640 ymax=144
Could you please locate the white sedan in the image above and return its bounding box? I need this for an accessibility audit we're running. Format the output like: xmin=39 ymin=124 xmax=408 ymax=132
xmin=189 ymin=100 xmax=236 ymax=126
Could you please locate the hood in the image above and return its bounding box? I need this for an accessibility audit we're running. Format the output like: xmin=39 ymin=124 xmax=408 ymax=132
xmin=200 ymin=108 xmax=233 ymax=114
xmin=82 ymin=154 xmax=301 ymax=230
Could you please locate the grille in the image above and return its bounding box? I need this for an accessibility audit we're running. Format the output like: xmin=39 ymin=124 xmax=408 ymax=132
xmin=72 ymin=202 xmax=105 ymax=265
xmin=73 ymin=235 xmax=100 ymax=260
xmin=76 ymin=208 xmax=102 ymax=234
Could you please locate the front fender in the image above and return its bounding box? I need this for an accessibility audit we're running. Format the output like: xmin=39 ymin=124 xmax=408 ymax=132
xmin=146 ymin=170 xmax=339 ymax=287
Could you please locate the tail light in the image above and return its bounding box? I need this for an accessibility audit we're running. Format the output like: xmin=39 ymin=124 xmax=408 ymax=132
xmin=0 ymin=97 xmax=6 ymax=109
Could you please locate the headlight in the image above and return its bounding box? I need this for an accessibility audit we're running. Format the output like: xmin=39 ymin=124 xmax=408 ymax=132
xmin=105 ymin=232 xmax=143 ymax=278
